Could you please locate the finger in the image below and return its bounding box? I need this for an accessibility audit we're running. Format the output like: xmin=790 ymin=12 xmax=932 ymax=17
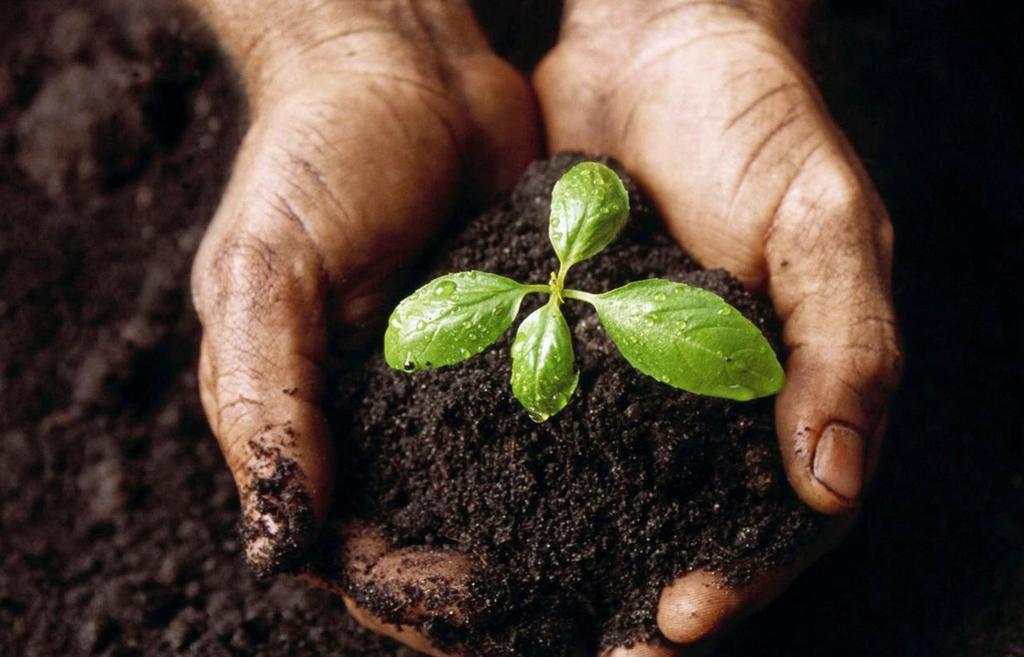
xmin=305 ymin=521 xmax=479 ymax=657
xmin=191 ymin=22 xmax=479 ymax=576
xmin=193 ymin=197 xmax=334 ymax=578
xmin=344 ymin=606 xmax=457 ymax=657
xmin=656 ymin=515 xmax=853 ymax=644
xmin=766 ymin=154 xmax=903 ymax=514
xmin=453 ymin=51 xmax=540 ymax=193
xmin=605 ymin=640 xmax=713 ymax=657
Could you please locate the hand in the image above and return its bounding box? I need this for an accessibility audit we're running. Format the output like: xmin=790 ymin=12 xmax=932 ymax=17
xmin=534 ymin=0 xmax=902 ymax=653
xmin=188 ymin=2 xmax=535 ymax=653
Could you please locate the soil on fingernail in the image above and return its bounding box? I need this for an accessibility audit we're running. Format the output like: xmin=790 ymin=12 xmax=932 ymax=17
xmin=239 ymin=437 xmax=316 ymax=579
xmin=321 ymin=154 xmax=823 ymax=654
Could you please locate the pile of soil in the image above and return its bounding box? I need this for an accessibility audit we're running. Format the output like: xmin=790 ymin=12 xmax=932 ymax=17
xmin=3 ymin=1 xmax=1024 ymax=657
xmin=323 ymin=154 xmax=820 ymax=654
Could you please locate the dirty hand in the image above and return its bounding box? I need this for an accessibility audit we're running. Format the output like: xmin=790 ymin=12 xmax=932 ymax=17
xmin=534 ymin=0 xmax=902 ymax=652
xmin=188 ymin=1 xmax=535 ymax=652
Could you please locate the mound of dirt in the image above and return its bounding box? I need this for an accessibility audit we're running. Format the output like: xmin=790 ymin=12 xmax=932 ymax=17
xmin=322 ymin=154 xmax=820 ymax=654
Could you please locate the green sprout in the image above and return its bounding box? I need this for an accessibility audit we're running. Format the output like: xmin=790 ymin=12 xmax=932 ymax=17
xmin=384 ymin=162 xmax=785 ymax=422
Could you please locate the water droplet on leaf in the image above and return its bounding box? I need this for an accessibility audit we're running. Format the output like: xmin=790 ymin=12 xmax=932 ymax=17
xmin=434 ymin=280 xmax=456 ymax=297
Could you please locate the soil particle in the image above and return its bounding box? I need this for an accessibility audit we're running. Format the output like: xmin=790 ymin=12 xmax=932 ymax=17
xmin=325 ymin=153 xmax=822 ymax=653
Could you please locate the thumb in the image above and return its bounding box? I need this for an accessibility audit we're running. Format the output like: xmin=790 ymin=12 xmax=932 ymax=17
xmin=306 ymin=522 xmax=481 ymax=657
xmin=192 ymin=144 xmax=334 ymax=577
xmin=767 ymin=155 xmax=903 ymax=514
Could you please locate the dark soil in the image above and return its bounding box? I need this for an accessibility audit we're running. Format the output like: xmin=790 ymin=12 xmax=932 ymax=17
xmin=322 ymin=153 xmax=820 ymax=654
xmin=0 ymin=2 xmax=408 ymax=656
xmin=2 ymin=1 xmax=1023 ymax=657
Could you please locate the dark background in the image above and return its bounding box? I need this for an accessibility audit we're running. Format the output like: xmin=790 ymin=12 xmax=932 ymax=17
xmin=1 ymin=1 xmax=1021 ymax=655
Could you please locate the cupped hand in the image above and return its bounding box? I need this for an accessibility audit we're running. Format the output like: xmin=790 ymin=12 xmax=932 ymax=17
xmin=535 ymin=0 xmax=902 ymax=653
xmin=192 ymin=0 xmax=903 ymax=653
xmin=189 ymin=1 xmax=536 ymax=653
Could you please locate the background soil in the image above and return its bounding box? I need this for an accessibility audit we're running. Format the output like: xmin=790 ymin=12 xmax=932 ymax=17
xmin=1 ymin=1 xmax=1022 ymax=656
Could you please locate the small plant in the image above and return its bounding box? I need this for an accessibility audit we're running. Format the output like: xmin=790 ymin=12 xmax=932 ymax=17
xmin=385 ymin=162 xmax=784 ymax=422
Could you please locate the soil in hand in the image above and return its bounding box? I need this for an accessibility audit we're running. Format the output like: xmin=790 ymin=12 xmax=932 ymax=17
xmin=324 ymin=154 xmax=822 ymax=655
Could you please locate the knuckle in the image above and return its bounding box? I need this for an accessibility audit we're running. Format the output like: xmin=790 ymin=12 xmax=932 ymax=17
xmin=859 ymin=320 xmax=903 ymax=387
xmin=201 ymin=222 xmax=325 ymax=327
xmin=832 ymin=315 xmax=903 ymax=397
xmin=793 ymin=162 xmax=865 ymax=231
xmin=215 ymin=234 xmax=279 ymax=303
xmin=767 ymin=159 xmax=868 ymax=267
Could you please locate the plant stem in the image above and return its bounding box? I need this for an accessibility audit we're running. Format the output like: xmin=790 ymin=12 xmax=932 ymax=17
xmin=563 ymin=289 xmax=599 ymax=305
xmin=554 ymin=263 xmax=569 ymax=291
xmin=524 ymin=284 xmax=551 ymax=294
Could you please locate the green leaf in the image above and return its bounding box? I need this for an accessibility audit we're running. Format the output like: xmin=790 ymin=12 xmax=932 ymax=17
xmin=510 ymin=301 xmax=579 ymax=422
xmin=385 ymin=272 xmax=530 ymax=371
xmin=549 ymin=162 xmax=630 ymax=269
xmin=591 ymin=279 xmax=785 ymax=400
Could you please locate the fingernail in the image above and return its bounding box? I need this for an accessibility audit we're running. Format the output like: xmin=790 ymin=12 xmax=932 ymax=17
xmin=812 ymin=423 xmax=864 ymax=501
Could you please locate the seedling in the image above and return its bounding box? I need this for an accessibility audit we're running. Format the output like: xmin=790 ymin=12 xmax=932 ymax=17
xmin=384 ymin=162 xmax=785 ymax=422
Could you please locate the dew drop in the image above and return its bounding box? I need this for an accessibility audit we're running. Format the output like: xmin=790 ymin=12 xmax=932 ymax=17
xmin=678 ymin=320 xmax=688 ymax=331
xmin=718 ymin=308 xmax=731 ymax=316
xmin=654 ymin=292 xmax=666 ymax=302
xmin=415 ymin=320 xmax=427 ymax=330
xmin=551 ymin=217 xmax=560 ymax=228
xmin=434 ymin=280 xmax=457 ymax=297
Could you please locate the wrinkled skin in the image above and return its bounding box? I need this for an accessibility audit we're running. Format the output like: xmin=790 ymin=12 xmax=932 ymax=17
xmin=188 ymin=1 xmax=902 ymax=655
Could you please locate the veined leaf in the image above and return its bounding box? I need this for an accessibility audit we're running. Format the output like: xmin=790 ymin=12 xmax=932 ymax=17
xmin=510 ymin=301 xmax=579 ymax=422
xmin=385 ymin=272 xmax=529 ymax=371
xmin=591 ymin=279 xmax=784 ymax=400
xmin=549 ymin=162 xmax=629 ymax=269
